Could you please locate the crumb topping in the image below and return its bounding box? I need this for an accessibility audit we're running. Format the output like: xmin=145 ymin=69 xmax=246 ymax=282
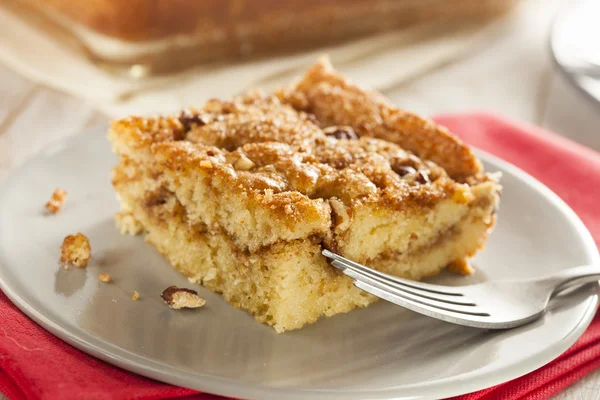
xmin=278 ymin=57 xmax=482 ymax=181
xmin=126 ymin=92 xmax=456 ymax=210
xmin=109 ymin=58 xmax=492 ymax=225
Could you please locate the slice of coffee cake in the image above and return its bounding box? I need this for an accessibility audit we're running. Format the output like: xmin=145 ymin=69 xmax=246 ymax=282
xmin=108 ymin=58 xmax=500 ymax=332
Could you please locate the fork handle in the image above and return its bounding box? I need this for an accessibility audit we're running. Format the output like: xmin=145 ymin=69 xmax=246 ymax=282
xmin=544 ymin=264 xmax=600 ymax=295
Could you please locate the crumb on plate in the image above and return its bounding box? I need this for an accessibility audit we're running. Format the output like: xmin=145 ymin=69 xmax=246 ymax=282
xmin=132 ymin=291 xmax=140 ymax=301
xmin=60 ymin=233 xmax=91 ymax=268
xmin=161 ymin=286 xmax=205 ymax=309
xmin=98 ymin=273 xmax=111 ymax=283
xmin=45 ymin=188 xmax=67 ymax=214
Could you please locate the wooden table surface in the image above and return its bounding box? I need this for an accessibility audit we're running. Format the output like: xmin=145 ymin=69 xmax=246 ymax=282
xmin=1 ymin=5 xmax=600 ymax=397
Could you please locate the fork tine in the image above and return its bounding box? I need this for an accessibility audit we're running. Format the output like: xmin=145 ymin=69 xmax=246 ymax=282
xmin=331 ymin=261 xmax=476 ymax=306
xmin=323 ymin=249 xmax=464 ymax=296
xmin=335 ymin=261 xmax=489 ymax=316
xmin=353 ymin=280 xmax=492 ymax=326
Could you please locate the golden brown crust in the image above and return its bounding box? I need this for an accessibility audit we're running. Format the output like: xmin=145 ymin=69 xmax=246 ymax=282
xmin=109 ymin=115 xmax=184 ymax=155
xmin=278 ymin=57 xmax=482 ymax=181
xmin=111 ymin=86 xmax=460 ymax=217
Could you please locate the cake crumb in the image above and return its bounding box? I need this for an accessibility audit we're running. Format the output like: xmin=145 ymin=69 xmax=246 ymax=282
xmin=60 ymin=233 xmax=91 ymax=268
xmin=98 ymin=273 xmax=111 ymax=283
xmin=112 ymin=299 xmax=117 ymax=303
xmin=45 ymin=188 xmax=67 ymax=214
xmin=447 ymin=259 xmax=475 ymax=275
xmin=132 ymin=291 xmax=140 ymax=301
xmin=161 ymin=286 xmax=205 ymax=309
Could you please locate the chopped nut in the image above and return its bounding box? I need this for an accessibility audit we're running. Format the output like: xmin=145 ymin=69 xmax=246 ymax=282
xmin=98 ymin=273 xmax=111 ymax=283
xmin=60 ymin=233 xmax=91 ymax=268
xmin=45 ymin=188 xmax=67 ymax=214
xmin=161 ymin=286 xmax=206 ymax=309
xmin=132 ymin=291 xmax=140 ymax=301
xmin=407 ymin=154 xmax=422 ymax=166
xmin=234 ymin=154 xmax=255 ymax=171
xmin=329 ymin=198 xmax=351 ymax=232
xmin=323 ymin=126 xmax=359 ymax=140
xmin=179 ymin=109 xmax=209 ymax=133
xmin=393 ymin=165 xmax=417 ymax=177
xmin=415 ymin=170 xmax=430 ymax=184
xmin=393 ymin=165 xmax=431 ymax=184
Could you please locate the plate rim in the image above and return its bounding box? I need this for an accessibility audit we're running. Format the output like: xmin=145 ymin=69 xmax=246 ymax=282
xmin=0 ymin=127 xmax=598 ymax=400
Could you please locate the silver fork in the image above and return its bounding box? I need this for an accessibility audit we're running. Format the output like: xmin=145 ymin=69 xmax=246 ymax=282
xmin=322 ymin=249 xmax=600 ymax=329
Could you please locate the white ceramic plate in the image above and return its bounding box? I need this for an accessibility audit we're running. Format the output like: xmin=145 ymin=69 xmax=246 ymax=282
xmin=0 ymin=125 xmax=598 ymax=400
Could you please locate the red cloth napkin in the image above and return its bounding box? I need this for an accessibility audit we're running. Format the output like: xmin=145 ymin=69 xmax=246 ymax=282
xmin=1 ymin=113 xmax=599 ymax=400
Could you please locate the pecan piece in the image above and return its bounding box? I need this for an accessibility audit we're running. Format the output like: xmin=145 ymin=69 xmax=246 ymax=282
xmin=393 ymin=165 xmax=417 ymax=177
xmin=178 ymin=109 xmax=210 ymax=136
xmin=161 ymin=286 xmax=205 ymax=309
xmin=393 ymin=165 xmax=431 ymax=184
xmin=323 ymin=126 xmax=359 ymax=140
